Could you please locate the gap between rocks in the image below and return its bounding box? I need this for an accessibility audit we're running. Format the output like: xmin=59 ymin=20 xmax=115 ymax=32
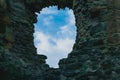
xmin=33 ymin=6 xmax=76 ymax=68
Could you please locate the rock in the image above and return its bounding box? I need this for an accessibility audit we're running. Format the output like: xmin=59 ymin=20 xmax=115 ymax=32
xmin=0 ymin=0 xmax=120 ymax=80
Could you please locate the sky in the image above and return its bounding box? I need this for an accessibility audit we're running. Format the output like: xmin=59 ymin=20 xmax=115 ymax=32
xmin=33 ymin=6 xmax=76 ymax=68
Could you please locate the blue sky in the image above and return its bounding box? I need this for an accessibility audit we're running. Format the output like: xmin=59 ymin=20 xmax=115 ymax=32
xmin=34 ymin=6 xmax=76 ymax=68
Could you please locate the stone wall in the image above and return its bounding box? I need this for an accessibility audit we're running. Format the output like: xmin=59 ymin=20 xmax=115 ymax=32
xmin=0 ymin=0 xmax=120 ymax=80
xmin=59 ymin=0 xmax=120 ymax=80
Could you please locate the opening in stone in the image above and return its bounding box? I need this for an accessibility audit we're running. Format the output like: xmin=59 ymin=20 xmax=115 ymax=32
xmin=34 ymin=6 xmax=76 ymax=68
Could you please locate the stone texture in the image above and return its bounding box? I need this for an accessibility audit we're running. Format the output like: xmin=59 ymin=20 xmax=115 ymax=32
xmin=0 ymin=0 xmax=120 ymax=80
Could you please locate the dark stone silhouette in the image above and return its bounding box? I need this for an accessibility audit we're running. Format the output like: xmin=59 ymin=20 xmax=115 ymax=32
xmin=0 ymin=0 xmax=120 ymax=80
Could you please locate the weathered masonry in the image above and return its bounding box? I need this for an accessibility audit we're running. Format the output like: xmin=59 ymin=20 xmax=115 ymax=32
xmin=0 ymin=0 xmax=120 ymax=80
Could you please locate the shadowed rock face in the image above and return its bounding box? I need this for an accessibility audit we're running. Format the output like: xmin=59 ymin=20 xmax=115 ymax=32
xmin=0 ymin=0 xmax=120 ymax=80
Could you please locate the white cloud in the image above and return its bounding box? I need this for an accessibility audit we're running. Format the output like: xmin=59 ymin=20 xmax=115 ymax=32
xmin=34 ymin=31 xmax=74 ymax=68
xmin=43 ymin=16 xmax=53 ymax=26
xmin=64 ymin=9 xmax=75 ymax=26
xmin=40 ymin=6 xmax=58 ymax=15
xmin=34 ymin=7 xmax=76 ymax=68
xmin=57 ymin=10 xmax=76 ymax=39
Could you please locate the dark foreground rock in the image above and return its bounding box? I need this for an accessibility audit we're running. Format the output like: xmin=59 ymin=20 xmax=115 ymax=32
xmin=0 ymin=0 xmax=120 ymax=80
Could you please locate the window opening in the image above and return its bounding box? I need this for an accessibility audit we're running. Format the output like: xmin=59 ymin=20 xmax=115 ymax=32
xmin=34 ymin=6 xmax=76 ymax=68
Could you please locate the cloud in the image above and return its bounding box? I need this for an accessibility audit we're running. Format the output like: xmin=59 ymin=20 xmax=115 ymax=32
xmin=67 ymin=10 xmax=76 ymax=26
xmin=34 ymin=7 xmax=76 ymax=68
xmin=34 ymin=31 xmax=74 ymax=68
xmin=57 ymin=9 xmax=76 ymax=39
xmin=40 ymin=6 xmax=58 ymax=15
xmin=43 ymin=16 xmax=53 ymax=26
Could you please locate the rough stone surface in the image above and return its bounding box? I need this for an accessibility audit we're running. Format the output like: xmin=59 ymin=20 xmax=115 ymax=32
xmin=0 ymin=0 xmax=120 ymax=80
